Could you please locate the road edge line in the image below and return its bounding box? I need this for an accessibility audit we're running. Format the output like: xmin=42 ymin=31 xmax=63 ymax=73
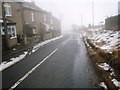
xmin=9 ymin=48 xmax=58 ymax=90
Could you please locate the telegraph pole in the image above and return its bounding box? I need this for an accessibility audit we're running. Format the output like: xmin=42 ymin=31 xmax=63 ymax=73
xmin=2 ymin=2 xmax=10 ymax=49
xmin=92 ymin=0 xmax=94 ymax=27
xmin=81 ymin=14 xmax=83 ymax=27
xmin=59 ymin=14 xmax=62 ymax=35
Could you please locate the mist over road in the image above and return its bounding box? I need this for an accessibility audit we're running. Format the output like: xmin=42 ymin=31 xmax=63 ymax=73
xmin=3 ymin=32 xmax=100 ymax=88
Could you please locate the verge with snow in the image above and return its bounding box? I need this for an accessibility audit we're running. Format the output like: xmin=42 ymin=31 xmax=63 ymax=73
xmin=99 ymin=82 xmax=107 ymax=89
xmin=0 ymin=51 xmax=28 ymax=71
xmin=87 ymin=30 xmax=119 ymax=53
xmin=32 ymin=35 xmax=62 ymax=53
xmin=84 ymin=29 xmax=120 ymax=89
xmin=0 ymin=35 xmax=62 ymax=71
xmin=98 ymin=62 xmax=120 ymax=88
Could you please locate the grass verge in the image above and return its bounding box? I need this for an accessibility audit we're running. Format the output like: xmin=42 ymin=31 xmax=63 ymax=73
xmin=83 ymin=37 xmax=120 ymax=90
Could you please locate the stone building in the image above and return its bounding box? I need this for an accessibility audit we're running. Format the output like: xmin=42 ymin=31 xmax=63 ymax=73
xmin=22 ymin=2 xmax=44 ymax=44
xmin=1 ymin=2 xmax=23 ymax=50
xmin=1 ymin=1 xmax=61 ymax=51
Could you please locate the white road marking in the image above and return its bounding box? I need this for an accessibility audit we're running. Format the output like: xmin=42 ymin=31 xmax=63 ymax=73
xmin=9 ymin=48 xmax=58 ymax=90
xmin=0 ymin=36 xmax=62 ymax=72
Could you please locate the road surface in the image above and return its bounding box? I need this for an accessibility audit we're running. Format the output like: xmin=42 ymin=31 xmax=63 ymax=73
xmin=2 ymin=32 xmax=100 ymax=89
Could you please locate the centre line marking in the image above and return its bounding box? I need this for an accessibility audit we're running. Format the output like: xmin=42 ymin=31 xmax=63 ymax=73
xmin=9 ymin=48 xmax=58 ymax=90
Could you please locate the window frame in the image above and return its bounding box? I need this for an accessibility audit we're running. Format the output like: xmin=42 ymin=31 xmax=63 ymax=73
xmin=4 ymin=3 xmax=12 ymax=16
xmin=44 ymin=14 xmax=46 ymax=22
xmin=31 ymin=12 xmax=35 ymax=22
xmin=51 ymin=19 xmax=53 ymax=25
xmin=45 ymin=25 xmax=50 ymax=32
xmin=7 ymin=25 xmax=17 ymax=39
xmin=0 ymin=20 xmax=5 ymax=35
xmin=0 ymin=25 xmax=4 ymax=35
xmin=33 ymin=28 xmax=37 ymax=34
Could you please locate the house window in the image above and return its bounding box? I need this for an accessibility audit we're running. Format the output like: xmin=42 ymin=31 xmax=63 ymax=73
xmin=33 ymin=28 xmax=37 ymax=34
xmin=7 ymin=25 xmax=16 ymax=39
xmin=0 ymin=20 xmax=5 ymax=35
xmin=44 ymin=14 xmax=46 ymax=22
xmin=51 ymin=19 xmax=53 ymax=25
xmin=4 ymin=3 xmax=12 ymax=16
xmin=0 ymin=26 xmax=5 ymax=35
xmin=46 ymin=25 xmax=50 ymax=32
xmin=31 ymin=12 xmax=34 ymax=21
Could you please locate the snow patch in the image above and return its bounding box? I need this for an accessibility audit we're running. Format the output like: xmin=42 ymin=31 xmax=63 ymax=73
xmin=0 ymin=36 xmax=62 ymax=71
xmin=98 ymin=63 xmax=111 ymax=71
xmin=98 ymin=63 xmax=115 ymax=77
xmin=111 ymin=79 xmax=120 ymax=88
xmin=13 ymin=48 xmax=16 ymax=50
xmin=99 ymin=82 xmax=107 ymax=89
xmin=110 ymin=71 xmax=115 ymax=76
xmin=32 ymin=35 xmax=62 ymax=53
xmin=0 ymin=51 xmax=28 ymax=71
xmin=87 ymin=30 xmax=119 ymax=53
xmin=98 ymin=63 xmax=120 ymax=88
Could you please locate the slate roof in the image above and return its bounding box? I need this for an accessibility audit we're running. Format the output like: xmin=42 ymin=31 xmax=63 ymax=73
xmin=22 ymin=2 xmax=45 ymax=13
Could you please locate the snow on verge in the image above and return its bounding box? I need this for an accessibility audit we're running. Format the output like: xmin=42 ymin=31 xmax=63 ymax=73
xmin=32 ymin=35 xmax=62 ymax=53
xmin=0 ymin=51 xmax=28 ymax=71
xmin=98 ymin=63 xmax=120 ymax=88
xmin=87 ymin=30 xmax=119 ymax=53
xmin=98 ymin=63 xmax=111 ymax=71
xmin=0 ymin=35 xmax=62 ymax=71
xmin=99 ymin=82 xmax=108 ymax=89
xmin=111 ymin=79 xmax=120 ymax=88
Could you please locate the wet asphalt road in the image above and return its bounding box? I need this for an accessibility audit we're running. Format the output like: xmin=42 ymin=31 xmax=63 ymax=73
xmin=3 ymin=33 xmax=100 ymax=88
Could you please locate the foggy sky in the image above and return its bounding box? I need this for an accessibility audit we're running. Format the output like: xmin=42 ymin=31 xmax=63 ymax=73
xmin=32 ymin=0 xmax=119 ymax=30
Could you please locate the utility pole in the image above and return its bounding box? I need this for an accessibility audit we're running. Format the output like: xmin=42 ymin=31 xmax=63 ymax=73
xmin=81 ymin=14 xmax=83 ymax=27
xmin=2 ymin=2 xmax=10 ymax=49
xmin=59 ymin=14 xmax=62 ymax=35
xmin=92 ymin=0 xmax=94 ymax=28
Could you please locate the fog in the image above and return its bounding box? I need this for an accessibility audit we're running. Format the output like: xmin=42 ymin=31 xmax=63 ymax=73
xmin=25 ymin=0 xmax=119 ymax=31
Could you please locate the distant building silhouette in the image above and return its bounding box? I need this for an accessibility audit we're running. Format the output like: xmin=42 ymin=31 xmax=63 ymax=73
xmin=105 ymin=1 xmax=120 ymax=31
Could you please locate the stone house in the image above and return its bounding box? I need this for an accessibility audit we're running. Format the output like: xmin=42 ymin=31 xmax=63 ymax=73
xmin=52 ymin=16 xmax=61 ymax=38
xmin=40 ymin=12 xmax=61 ymax=40
xmin=1 ymin=2 xmax=24 ymax=50
xmin=40 ymin=11 xmax=53 ymax=40
xmin=22 ymin=1 xmax=56 ymax=43
xmin=1 ymin=1 xmax=61 ymax=50
xmin=22 ymin=2 xmax=45 ymax=44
